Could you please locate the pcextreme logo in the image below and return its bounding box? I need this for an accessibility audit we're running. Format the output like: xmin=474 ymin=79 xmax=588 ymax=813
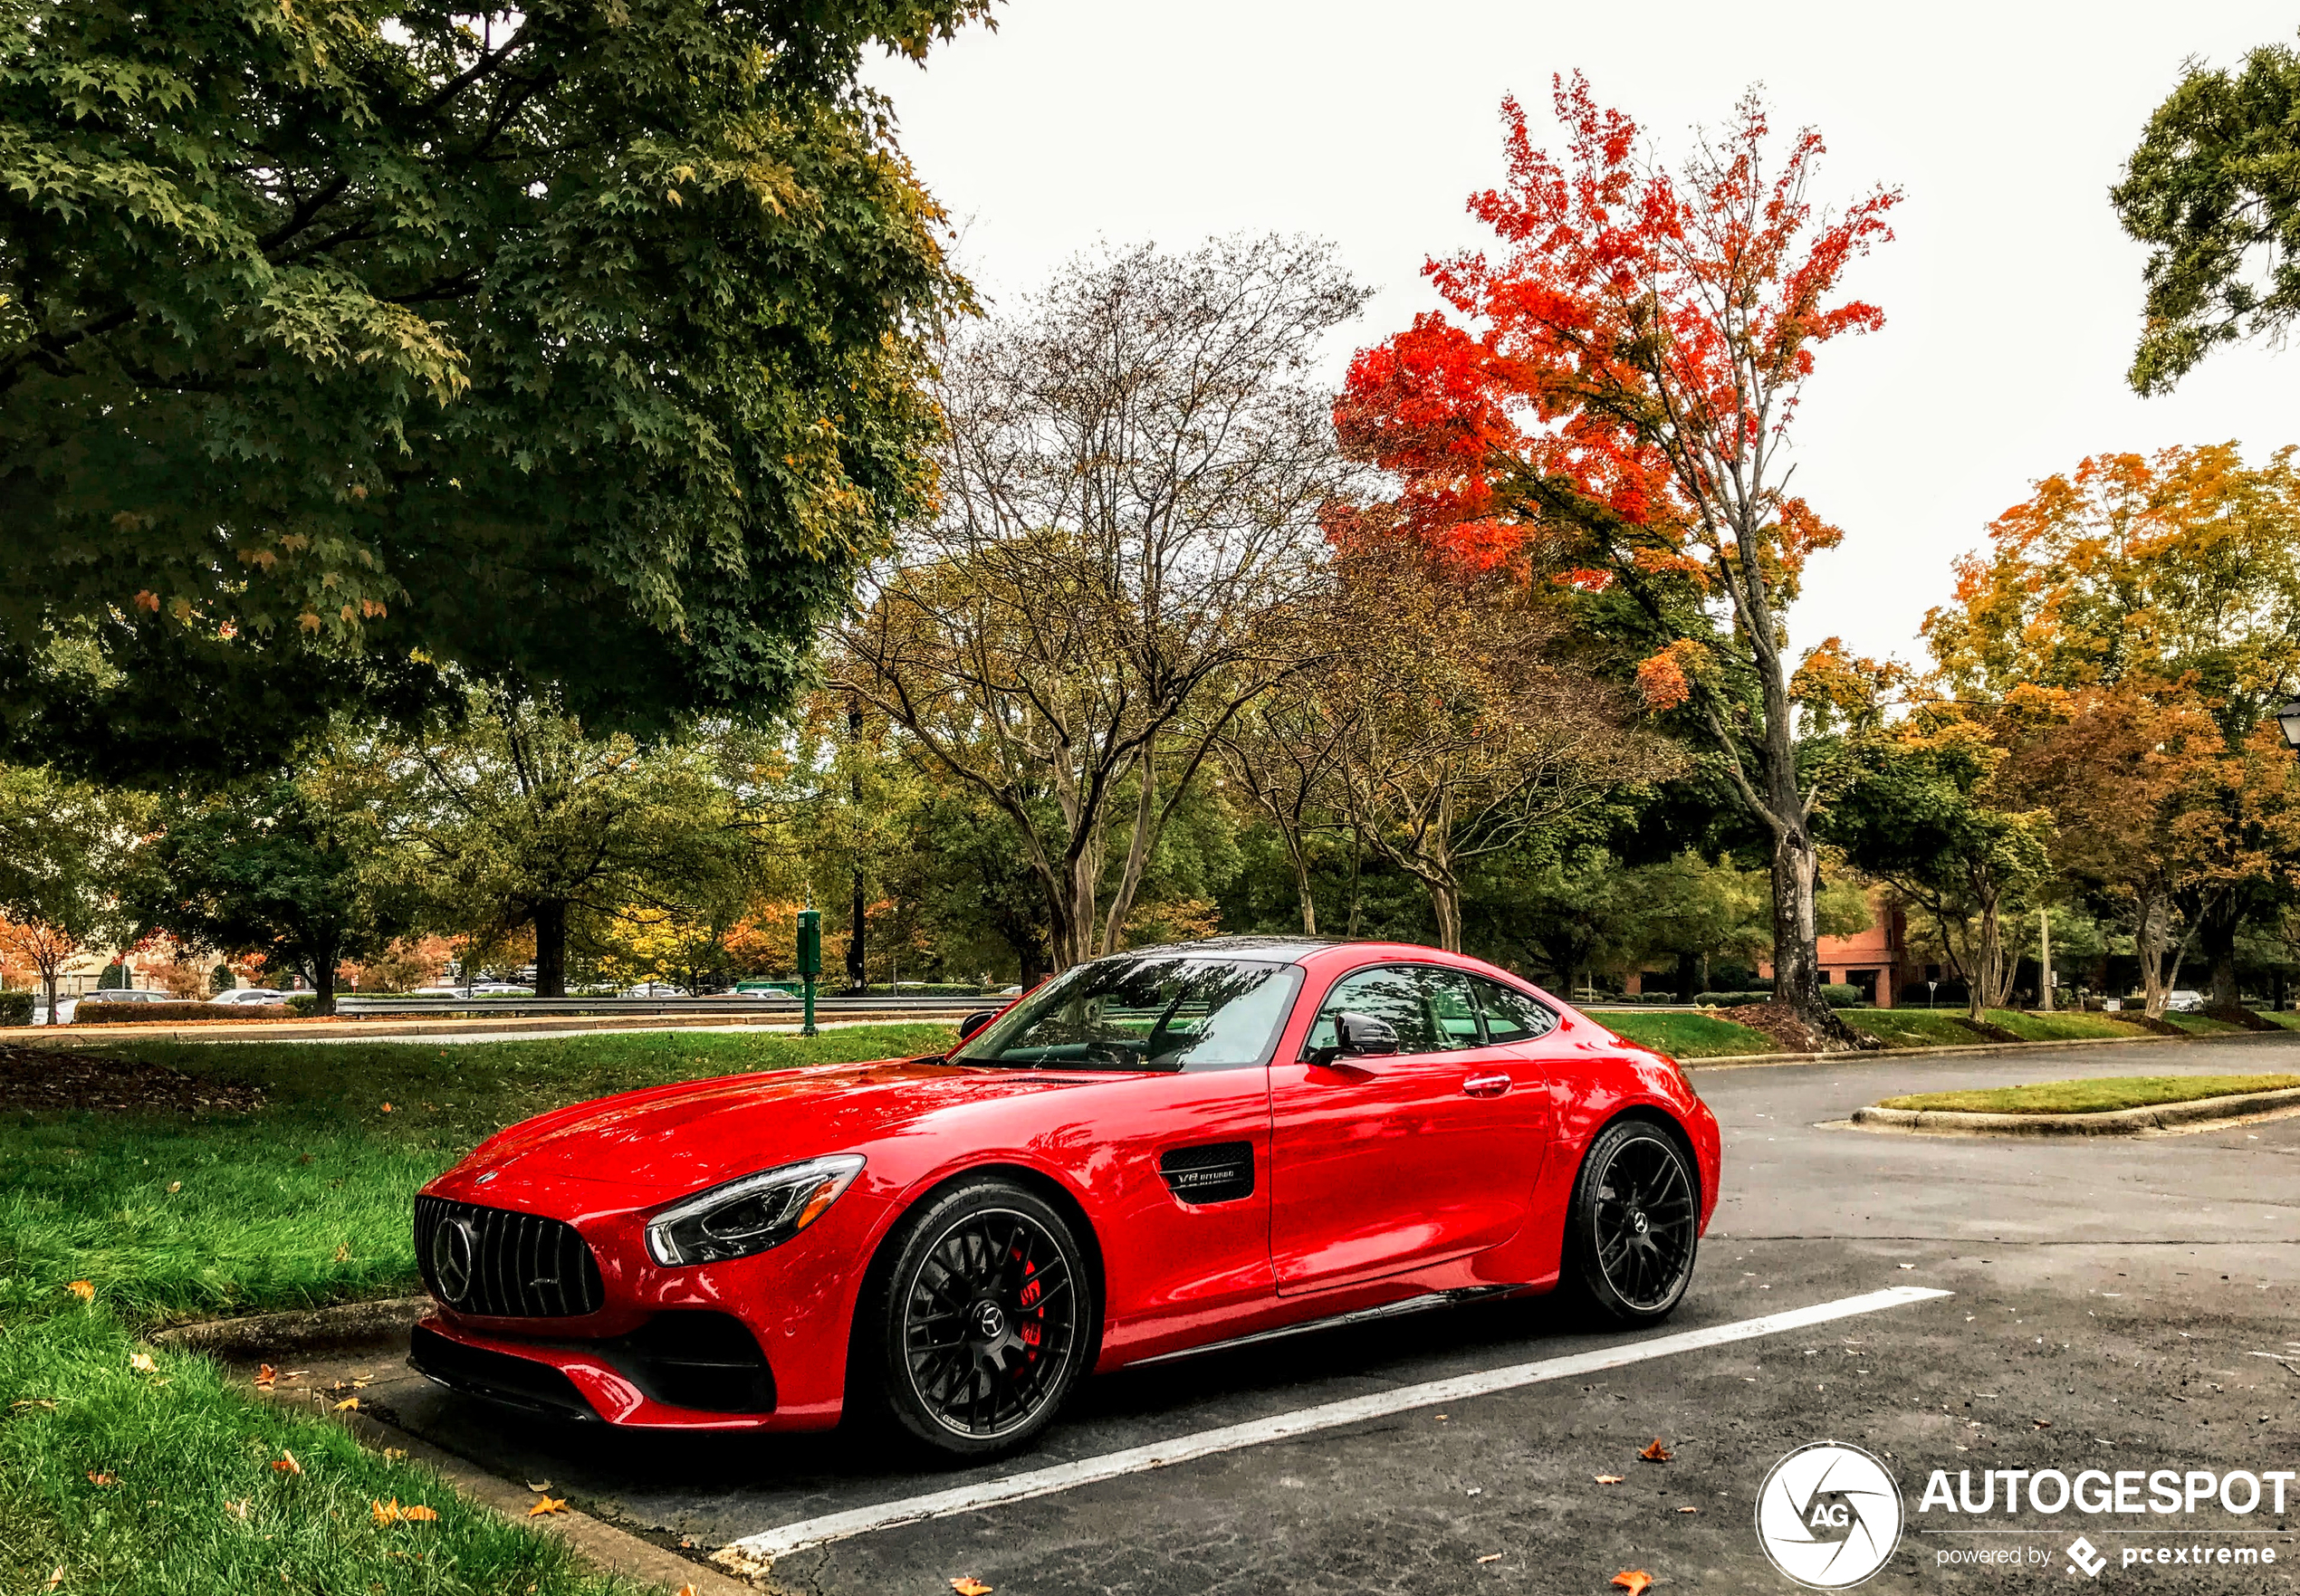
xmin=1756 ymin=1443 xmax=1906 ymax=1590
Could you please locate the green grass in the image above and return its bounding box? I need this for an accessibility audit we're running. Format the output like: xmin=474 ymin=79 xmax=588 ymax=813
xmin=1877 ymin=1073 xmax=2300 ymax=1115
xmin=1839 ymin=1008 xmax=1989 ymax=1047
xmin=0 ymin=1304 xmax=643 ymax=1596
xmin=0 ymin=1024 xmax=953 ymax=1595
xmin=2155 ymin=1011 xmax=2245 ymax=1035
xmin=3 ymin=1024 xmax=953 ymax=1327
xmin=1979 ymin=1009 xmax=2143 ymax=1042
xmin=1603 ymin=1010 xmax=1776 ymax=1058
xmin=2262 ymin=1010 xmax=2300 ymax=1031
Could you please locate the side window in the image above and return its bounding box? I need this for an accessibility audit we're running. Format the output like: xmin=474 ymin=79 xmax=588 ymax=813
xmin=1303 ymin=965 xmax=1485 ymax=1056
xmin=1469 ymin=975 xmax=1558 ymax=1045
xmin=1304 ymin=966 xmax=1439 ymax=1056
xmin=1422 ymin=968 xmax=1483 ymax=1049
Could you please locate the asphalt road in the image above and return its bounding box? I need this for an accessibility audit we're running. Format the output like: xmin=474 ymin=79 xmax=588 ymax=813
xmin=340 ymin=1034 xmax=2300 ymax=1593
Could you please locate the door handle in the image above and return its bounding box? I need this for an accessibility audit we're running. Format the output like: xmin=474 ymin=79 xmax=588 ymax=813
xmin=1462 ymin=1073 xmax=1511 ymax=1098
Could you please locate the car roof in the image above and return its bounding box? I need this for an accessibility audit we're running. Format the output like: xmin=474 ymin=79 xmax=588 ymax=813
xmin=1108 ymin=934 xmax=1342 ymax=963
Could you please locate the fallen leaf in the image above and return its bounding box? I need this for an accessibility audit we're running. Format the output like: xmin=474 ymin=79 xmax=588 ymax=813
xmin=524 ymin=1480 xmax=551 ymax=1493
xmin=1677 ymin=1505 xmax=1700 ymax=1514
xmin=254 ymin=1364 xmax=277 ymax=1388
xmin=951 ymin=1581 xmax=993 ymax=1596
xmin=1477 ymin=1553 xmax=1504 ymax=1563
xmin=379 ymin=1103 xmax=392 ymax=1113
xmin=2033 ymin=1419 xmax=2051 ymax=1429
xmin=167 ymin=1181 xmax=181 ymax=1193
xmin=676 ymin=1587 xmax=699 ymax=1596
xmin=529 ymin=1496 xmax=567 ymax=1516
xmin=128 ymin=1352 xmax=156 ymax=1373
xmin=1638 ymin=1438 xmax=1673 ymax=1463
xmin=332 ymin=1242 xmax=350 ymax=1263
xmin=372 ymin=1498 xmax=403 ymax=1526
xmin=13 ymin=1399 xmax=55 ymax=1410
xmin=87 ymin=1471 xmax=116 ymax=1486
xmin=42 ymin=1569 xmax=62 ymax=1591
xmin=382 ymin=1448 xmax=407 ymax=1462
xmin=66 ymin=1280 xmax=93 ymax=1302
xmin=225 ymin=1499 xmax=250 ymax=1520
xmin=281 ymin=1370 xmax=308 ymax=1381
xmin=400 ymin=1504 xmax=437 ymax=1522
xmin=1612 ymin=1573 xmax=1654 ymax=1595
xmin=1596 ymin=1474 xmax=1625 ymax=1485
xmin=271 ymin=1451 xmax=302 ymax=1477
xmin=333 ymin=1396 xmax=359 ymax=1411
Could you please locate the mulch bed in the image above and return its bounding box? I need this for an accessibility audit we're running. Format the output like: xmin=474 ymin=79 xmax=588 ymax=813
xmin=1711 ymin=1002 xmax=1879 ymax=1054
xmin=0 ymin=1044 xmax=266 ymax=1115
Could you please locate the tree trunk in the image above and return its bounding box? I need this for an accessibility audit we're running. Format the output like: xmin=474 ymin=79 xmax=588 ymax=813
xmin=1099 ymin=745 xmax=1160 ymax=958
xmin=2036 ymin=908 xmax=2053 ymax=1013
xmin=311 ymin=949 xmax=339 ymax=1017
xmin=847 ymin=865 xmax=868 ymax=993
xmin=1674 ymin=950 xmax=1700 ymax=1005
xmin=1968 ymin=894 xmax=1999 ymax=1023
xmin=1427 ymin=878 xmax=1463 ymax=953
xmin=42 ymin=966 xmax=59 ymax=1027
xmin=1767 ymin=827 xmax=1829 ymax=1025
xmin=532 ymin=899 xmax=568 ymax=999
xmin=2200 ymin=894 xmax=2241 ymax=1013
xmin=1287 ymin=833 xmax=1318 ymax=936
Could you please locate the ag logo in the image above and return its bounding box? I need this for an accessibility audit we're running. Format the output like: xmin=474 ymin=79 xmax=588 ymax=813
xmin=429 ymin=1216 xmax=480 ymax=1306
xmin=1755 ymin=1442 xmax=1903 ymax=1589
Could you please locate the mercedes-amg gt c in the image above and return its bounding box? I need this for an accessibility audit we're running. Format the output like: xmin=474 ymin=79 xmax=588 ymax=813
xmin=408 ymin=937 xmax=1720 ymax=1456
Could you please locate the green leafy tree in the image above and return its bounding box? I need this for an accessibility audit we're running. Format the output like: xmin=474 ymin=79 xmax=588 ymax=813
xmin=0 ymin=0 xmax=981 ymax=775
xmin=2113 ymin=35 xmax=2300 ymax=392
xmin=388 ymin=690 xmax=766 ymax=995
xmin=127 ymin=763 xmax=413 ymax=1014
xmin=0 ymin=765 xmax=143 ymax=1016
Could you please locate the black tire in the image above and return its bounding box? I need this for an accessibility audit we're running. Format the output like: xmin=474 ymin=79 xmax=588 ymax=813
xmin=1562 ymin=1118 xmax=1701 ymax=1325
xmin=856 ymin=1178 xmax=1095 ymax=1458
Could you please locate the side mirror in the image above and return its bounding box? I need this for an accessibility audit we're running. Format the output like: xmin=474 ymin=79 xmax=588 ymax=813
xmin=956 ymin=1009 xmax=997 ymax=1043
xmin=1310 ymin=1010 xmax=1401 ymax=1065
xmin=1337 ymin=1011 xmax=1401 ymax=1057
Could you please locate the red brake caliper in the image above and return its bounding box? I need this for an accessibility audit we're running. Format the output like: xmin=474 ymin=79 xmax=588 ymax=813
xmin=1016 ymin=1249 xmax=1042 ymax=1360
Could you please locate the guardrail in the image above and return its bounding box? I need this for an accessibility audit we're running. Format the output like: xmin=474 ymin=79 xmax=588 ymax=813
xmin=334 ymin=995 xmax=997 ymax=1020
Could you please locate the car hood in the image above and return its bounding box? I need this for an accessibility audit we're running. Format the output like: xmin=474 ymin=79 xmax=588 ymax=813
xmin=438 ymin=1058 xmax=1117 ymax=1203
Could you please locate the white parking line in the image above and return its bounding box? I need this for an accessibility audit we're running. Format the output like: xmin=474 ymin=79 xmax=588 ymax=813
xmin=726 ymin=1284 xmax=1952 ymax=1563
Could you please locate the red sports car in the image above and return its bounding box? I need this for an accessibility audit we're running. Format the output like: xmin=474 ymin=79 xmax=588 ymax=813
xmin=408 ymin=937 xmax=1720 ymax=1457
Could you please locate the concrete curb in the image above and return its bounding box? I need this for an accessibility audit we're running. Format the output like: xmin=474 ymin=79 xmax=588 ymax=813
xmin=0 ymin=1009 xmax=970 ymax=1047
xmin=153 ymin=1295 xmax=431 ymax=1356
xmin=247 ymin=1381 xmax=755 ymax=1594
xmin=1679 ymin=1025 xmax=2300 ymax=1073
xmin=1849 ymin=1084 xmax=2300 ymax=1137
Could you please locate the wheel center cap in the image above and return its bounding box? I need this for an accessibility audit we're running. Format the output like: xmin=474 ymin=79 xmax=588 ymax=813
xmin=973 ymin=1300 xmax=1008 ymax=1340
xmin=1630 ymin=1210 xmax=1650 ymax=1236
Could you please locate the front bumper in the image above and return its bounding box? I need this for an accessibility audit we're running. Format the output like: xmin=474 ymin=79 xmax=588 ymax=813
xmin=408 ymin=1169 xmax=890 ymax=1430
xmin=408 ymin=1311 xmax=779 ymax=1428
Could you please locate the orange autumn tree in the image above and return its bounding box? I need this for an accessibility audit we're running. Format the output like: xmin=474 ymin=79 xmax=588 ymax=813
xmin=1930 ymin=444 xmax=2300 ymax=1010
xmin=1336 ymin=76 xmax=1900 ymax=1038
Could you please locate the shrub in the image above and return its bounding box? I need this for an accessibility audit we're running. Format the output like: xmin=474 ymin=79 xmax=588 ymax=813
xmin=1694 ymin=990 xmax=1773 ymax=1008
xmin=0 ymin=991 xmax=32 ymax=1027
xmin=1821 ymin=983 xmax=1863 ymax=1008
xmin=73 ymin=1000 xmax=287 ymax=1024
xmin=285 ymin=994 xmax=320 ymax=1015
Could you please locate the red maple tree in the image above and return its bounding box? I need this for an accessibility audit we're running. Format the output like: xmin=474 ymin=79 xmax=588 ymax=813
xmin=1335 ymin=75 xmax=1900 ymax=1035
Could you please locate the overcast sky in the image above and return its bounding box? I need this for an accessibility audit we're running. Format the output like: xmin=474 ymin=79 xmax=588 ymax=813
xmin=863 ymin=1 xmax=2297 ymax=668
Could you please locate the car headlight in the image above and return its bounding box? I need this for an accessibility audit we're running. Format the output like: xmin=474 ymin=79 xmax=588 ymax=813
xmin=644 ymin=1154 xmax=865 ymax=1266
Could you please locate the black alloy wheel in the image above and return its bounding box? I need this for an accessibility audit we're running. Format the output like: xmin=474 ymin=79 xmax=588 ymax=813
xmin=1566 ymin=1119 xmax=1700 ymax=1324
xmin=864 ymin=1179 xmax=1092 ymax=1457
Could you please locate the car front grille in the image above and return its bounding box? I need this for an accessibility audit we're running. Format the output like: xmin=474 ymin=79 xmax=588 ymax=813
xmin=413 ymin=1195 xmax=605 ymax=1318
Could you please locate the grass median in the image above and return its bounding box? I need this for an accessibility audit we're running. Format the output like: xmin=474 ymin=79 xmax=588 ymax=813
xmin=1876 ymin=1073 xmax=2300 ymax=1115
xmin=0 ymin=1023 xmax=953 ymax=1595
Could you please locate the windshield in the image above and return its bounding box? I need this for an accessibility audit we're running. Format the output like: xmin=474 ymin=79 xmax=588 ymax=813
xmin=955 ymin=956 xmax=1304 ymax=1073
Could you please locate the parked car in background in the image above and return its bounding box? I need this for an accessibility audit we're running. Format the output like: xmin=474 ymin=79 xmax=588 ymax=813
xmin=734 ymin=980 xmax=801 ymax=999
xmin=43 ymin=989 xmax=177 ymax=1025
xmin=2164 ymin=989 xmax=2207 ymax=1013
xmin=618 ymin=981 xmax=687 ymax=998
xmin=209 ymin=988 xmax=290 ymax=1007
